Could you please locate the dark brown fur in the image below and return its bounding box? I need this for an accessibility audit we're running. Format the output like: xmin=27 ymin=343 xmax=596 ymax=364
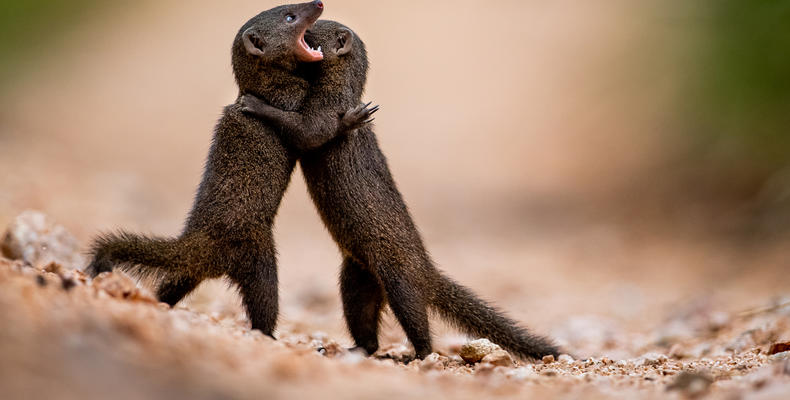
xmin=85 ymin=1 xmax=334 ymax=338
xmin=241 ymin=21 xmax=560 ymax=360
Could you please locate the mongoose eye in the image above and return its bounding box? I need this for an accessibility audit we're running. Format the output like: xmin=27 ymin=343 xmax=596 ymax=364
xmin=285 ymin=15 xmax=296 ymax=23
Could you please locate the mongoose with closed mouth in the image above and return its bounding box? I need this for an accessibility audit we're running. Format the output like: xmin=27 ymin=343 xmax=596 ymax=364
xmin=85 ymin=1 xmax=369 ymax=337
xmin=240 ymin=20 xmax=560 ymax=360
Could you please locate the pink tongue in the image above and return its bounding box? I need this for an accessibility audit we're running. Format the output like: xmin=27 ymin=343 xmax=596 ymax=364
xmin=299 ymin=34 xmax=323 ymax=60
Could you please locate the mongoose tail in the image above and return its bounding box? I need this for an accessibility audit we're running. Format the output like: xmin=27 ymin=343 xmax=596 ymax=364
xmin=86 ymin=231 xmax=187 ymax=280
xmin=87 ymin=231 xmax=214 ymax=307
xmin=430 ymin=272 xmax=560 ymax=360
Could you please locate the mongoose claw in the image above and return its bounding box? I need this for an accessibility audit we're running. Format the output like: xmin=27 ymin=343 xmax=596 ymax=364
xmin=341 ymin=102 xmax=380 ymax=131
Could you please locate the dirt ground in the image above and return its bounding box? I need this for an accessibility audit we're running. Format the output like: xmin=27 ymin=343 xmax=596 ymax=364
xmin=1 ymin=251 xmax=789 ymax=400
xmin=1 ymin=1 xmax=789 ymax=399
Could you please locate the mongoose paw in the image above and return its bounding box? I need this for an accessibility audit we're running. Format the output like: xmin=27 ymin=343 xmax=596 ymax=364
xmin=341 ymin=101 xmax=379 ymax=131
xmin=372 ymin=350 xmax=422 ymax=365
xmin=374 ymin=352 xmax=412 ymax=364
xmin=239 ymin=94 xmax=267 ymax=115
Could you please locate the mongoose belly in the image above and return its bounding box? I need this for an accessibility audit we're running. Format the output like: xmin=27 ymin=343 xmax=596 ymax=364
xmin=301 ymin=127 xmax=426 ymax=265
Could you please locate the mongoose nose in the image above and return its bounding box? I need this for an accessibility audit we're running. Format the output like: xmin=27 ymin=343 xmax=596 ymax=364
xmin=314 ymin=0 xmax=324 ymax=9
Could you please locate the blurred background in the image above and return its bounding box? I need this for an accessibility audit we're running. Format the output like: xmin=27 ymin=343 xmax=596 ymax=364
xmin=0 ymin=0 xmax=788 ymax=343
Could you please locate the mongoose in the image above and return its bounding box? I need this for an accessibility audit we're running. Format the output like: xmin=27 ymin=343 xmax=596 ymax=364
xmin=85 ymin=1 xmax=368 ymax=337
xmin=240 ymin=21 xmax=560 ymax=360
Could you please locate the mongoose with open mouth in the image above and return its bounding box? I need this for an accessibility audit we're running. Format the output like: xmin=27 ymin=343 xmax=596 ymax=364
xmin=85 ymin=1 xmax=362 ymax=338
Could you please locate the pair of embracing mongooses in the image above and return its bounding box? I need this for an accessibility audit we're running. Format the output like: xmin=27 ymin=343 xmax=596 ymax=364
xmin=87 ymin=0 xmax=559 ymax=361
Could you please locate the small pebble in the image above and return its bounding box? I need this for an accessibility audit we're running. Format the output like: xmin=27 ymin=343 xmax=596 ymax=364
xmin=638 ymin=352 xmax=668 ymax=367
xmin=1 ymin=210 xmax=83 ymax=269
xmin=460 ymin=339 xmax=502 ymax=364
xmin=482 ymin=350 xmax=514 ymax=367
xmin=419 ymin=353 xmax=447 ymax=372
xmin=558 ymin=354 xmax=574 ymax=363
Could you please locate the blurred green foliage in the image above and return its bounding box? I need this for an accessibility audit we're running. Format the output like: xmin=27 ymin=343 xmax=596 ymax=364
xmin=695 ymin=0 xmax=790 ymax=167
xmin=0 ymin=0 xmax=102 ymax=83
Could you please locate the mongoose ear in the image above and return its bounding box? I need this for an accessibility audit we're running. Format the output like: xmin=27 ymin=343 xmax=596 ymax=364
xmin=242 ymin=28 xmax=266 ymax=57
xmin=334 ymin=28 xmax=353 ymax=56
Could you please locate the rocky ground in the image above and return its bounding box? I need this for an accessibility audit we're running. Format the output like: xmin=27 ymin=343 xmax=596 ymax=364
xmin=1 ymin=211 xmax=789 ymax=400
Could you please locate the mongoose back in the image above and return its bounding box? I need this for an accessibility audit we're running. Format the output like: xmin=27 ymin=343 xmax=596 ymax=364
xmin=241 ymin=20 xmax=560 ymax=360
xmin=85 ymin=1 xmax=345 ymax=338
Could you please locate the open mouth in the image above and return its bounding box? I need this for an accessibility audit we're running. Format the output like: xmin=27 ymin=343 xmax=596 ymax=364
xmin=296 ymin=26 xmax=323 ymax=62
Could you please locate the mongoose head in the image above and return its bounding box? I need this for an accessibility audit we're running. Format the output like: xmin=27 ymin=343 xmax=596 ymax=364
xmin=305 ymin=20 xmax=369 ymax=97
xmin=232 ymin=1 xmax=325 ymax=93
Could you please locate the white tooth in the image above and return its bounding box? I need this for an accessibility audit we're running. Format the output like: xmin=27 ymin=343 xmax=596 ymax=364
xmin=317 ymin=46 xmax=322 ymax=52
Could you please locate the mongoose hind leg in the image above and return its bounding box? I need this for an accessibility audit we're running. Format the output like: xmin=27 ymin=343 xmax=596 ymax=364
xmin=226 ymin=244 xmax=279 ymax=338
xmin=156 ymin=273 xmax=202 ymax=307
xmin=340 ymin=257 xmax=385 ymax=355
xmin=374 ymin=265 xmax=432 ymax=359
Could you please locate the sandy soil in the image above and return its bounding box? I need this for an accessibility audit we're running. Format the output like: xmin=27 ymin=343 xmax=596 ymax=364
xmin=1 ymin=1 xmax=789 ymax=399
xmin=1 ymin=253 xmax=789 ymax=400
